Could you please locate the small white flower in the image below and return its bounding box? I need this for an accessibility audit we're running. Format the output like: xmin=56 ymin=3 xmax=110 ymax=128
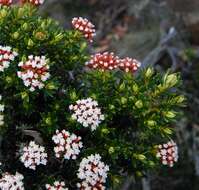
xmin=0 ymin=45 xmax=18 ymax=72
xmin=17 ymin=55 xmax=50 ymax=91
xmin=0 ymin=172 xmax=24 ymax=190
xmin=69 ymin=98 xmax=105 ymax=131
xmin=52 ymin=130 xmax=83 ymax=160
xmin=20 ymin=141 xmax=48 ymax=170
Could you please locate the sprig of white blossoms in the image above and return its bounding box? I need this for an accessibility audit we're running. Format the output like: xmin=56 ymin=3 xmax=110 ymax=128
xmin=46 ymin=181 xmax=68 ymax=190
xmin=0 ymin=45 xmax=18 ymax=72
xmin=20 ymin=141 xmax=47 ymax=170
xmin=17 ymin=55 xmax=50 ymax=92
xmin=77 ymin=154 xmax=109 ymax=190
xmin=69 ymin=98 xmax=105 ymax=131
xmin=52 ymin=130 xmax=83 ymax=160
xmin=0 ymin=172 xmax=24 ymax=190
xmin=0 ymin=95 xmax=4 ymax=126
xmin=156 ymin=140 xmax=178 ymax=167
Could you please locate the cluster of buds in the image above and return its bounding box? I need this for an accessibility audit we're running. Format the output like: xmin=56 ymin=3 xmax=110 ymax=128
xmin=0 ymin=172 xmax=24 ymax=190
xmin=69 ymin=98 xmax=105 ymax=131
xmin=119 ymin=57 xmax=141 ymax=72
xmin=0 ymin=45 xmax=18 ymax=72
xmin=85 ymin=52 xmax=120 ymax=71
xmin=20 ymin=141 xmax=48 ymax=170
xmin=85 ymin=52 xmax=141 ymax=73
xmin=20 ymin=0 xmax=45 ymax=5
xmin=46 ymin=181 xmax=68 ymax=190
xmin=17 ymin=55 xmax=50 ymax=92
xmin=0 ymin=0 xmax=12 ymax=6
xmin=77 ymin=154 xmax=109 ymax=190
xmin=52 ymin=130 xmax=83 ymax=160
xmin=72 ymin=17 xmax=96 ymax=42
xmin=156 ymin=140 xmax=178 ymax=167
xmin=0 ymin=95 xmax=4 ymax=126
xmin=0 ymin=0 xmax=13 ymax=6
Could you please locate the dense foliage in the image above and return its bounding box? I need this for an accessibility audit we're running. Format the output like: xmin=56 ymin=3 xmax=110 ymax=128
xmin=0 ymin=2 xmax=185 ymax=190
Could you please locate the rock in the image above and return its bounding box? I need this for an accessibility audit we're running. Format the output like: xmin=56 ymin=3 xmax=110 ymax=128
xmin=167 ymin=0 xmax=199 ymax=44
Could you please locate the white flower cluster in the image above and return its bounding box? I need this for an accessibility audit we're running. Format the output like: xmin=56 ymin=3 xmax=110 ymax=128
xmin=69 ymin=98 xmax=105 ymax=131
xmin=0 ymin=95 xmax=4 ymax=126
xmin=72 ymin=17 xmax=96 ymax=42
xmin=77 ymin=154 xmax=109 ymax=190
xmin=0 ymin=45 xmax=18 ymax=72
xmin=20 ymin=141 xmax=48 ymax=170
xmin=156 ymin=140 xmax=178 ymax=167
xmin=46 ymin=181 xmax=68 ymax=190
xmin=0 ymin=172 xmax=24 ymax=190
xmin=52 ymin=130 xmax=83 ymax=160
xmin=17 ymin=55 xmax=50 ymax=91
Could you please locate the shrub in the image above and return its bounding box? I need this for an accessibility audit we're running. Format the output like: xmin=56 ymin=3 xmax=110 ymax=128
xmin=0 ymin=1 xmax=185 ymax=189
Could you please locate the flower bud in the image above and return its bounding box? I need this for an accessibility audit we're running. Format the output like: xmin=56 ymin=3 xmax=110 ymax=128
xmin=45 ymin=117 xmax=52 ymax=125
xmin=17 ymin=8 xmax=24 ymax=18
xmin=119 ymin=82 xmax=125 ymax=91
xmin=108 ymin=147 xmax=115 ymax=154
xmin=121 ymin=97 xmax=127 ymax=105
xmin=0 ymin=9 xmax=7 ymax=18
xmin=101 ymin=128 xmax=110 ymax=135
xmin=46 ymin=83 xmax=56 ymax=90
xmin=137 ymin=154 xmax=146 ymax=160
xmin=22 ymin=23 xmax=29 ymax=31
xmin=148 ymin=161 xmax=155 ymax=167
xmin=5 ymin=76 xmax=12 ymax=84
xmin=35 ymin=31 xmax=47 ymax=41
xmin=135 ymin=100 xmax=143 ymax=109
xmin=109 ymin=104 xmax=115 ymax=110
xmin=175 ymin=95 xmax=185 ymax=103
xmin=12 ymin=32 xmax=19 ymax=40
xmin=70 ymin=91 xmax=77 ymax=101
xmin=147 ymin=120 xmax=156 ymax=127
xmin=163 ymin=128 xmax=173 ymax=135
xmin=21 ymin=92 xmax=28 ymax=100
xmin=132 ymin=83 xmax=139 ymax=93
xmin=164 ymin=111 xmax=176 ymax=118
xmin=163 ymin=73 xmax=178 ymax=88
xmin=145 ymin=67 xmax=154 ymax=78
xmin=27 ymin=39 xmax=34 ymax=47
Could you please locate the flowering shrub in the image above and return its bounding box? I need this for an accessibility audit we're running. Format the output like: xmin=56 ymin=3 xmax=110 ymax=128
xmin=0 ymin=1 xmax=185 ymax=190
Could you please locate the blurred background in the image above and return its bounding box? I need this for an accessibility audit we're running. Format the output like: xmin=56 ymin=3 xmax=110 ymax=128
xmin=40 ymin=0 xmax=199 ymax=189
